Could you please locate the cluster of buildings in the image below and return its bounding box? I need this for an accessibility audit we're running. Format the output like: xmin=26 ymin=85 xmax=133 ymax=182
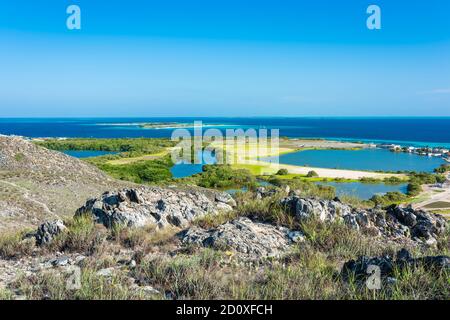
xmin=378 ymin=143 xmax=450 ymax=161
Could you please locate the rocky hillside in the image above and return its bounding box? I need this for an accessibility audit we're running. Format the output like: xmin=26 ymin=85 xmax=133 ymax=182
xmin=0 ymin=181 xmax=448 ymax=299
xmin=0 ymin=136 xmax=127 ymax=231
xmin=0 ymin=136 xmax=448 ymax=300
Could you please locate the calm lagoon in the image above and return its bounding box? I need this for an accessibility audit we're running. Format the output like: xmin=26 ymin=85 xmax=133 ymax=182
xmin=276 ymin=149 xmax=444 ymax=173
xmin=316 ymin=181 xmax=408 ymax=200
xmin=171 ymin=163 xmax=205 ymax=178
xmin=225 ymin=181 xmax=407 ymax=200
xmin=62 ymin=150 xmax=118 ymax=158
xmin=171 ymin=150 xmax=217 ymax=178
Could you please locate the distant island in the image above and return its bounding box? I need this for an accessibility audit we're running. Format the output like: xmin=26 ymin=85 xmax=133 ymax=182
xmin=96 ymin=122 xmax=228 ymax=129
xmin=139 ymin=122 xmax=194 ymax=129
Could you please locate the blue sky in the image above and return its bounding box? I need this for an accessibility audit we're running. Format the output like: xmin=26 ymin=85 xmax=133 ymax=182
xmin=0 ymin=0 xmax=449 ymax=117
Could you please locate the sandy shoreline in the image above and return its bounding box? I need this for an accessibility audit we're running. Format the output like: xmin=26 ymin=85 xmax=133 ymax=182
xmin=215 ymin=139 xmax=404 ymax=179
xmin=241 ymin=159 xmax=405 ymax=179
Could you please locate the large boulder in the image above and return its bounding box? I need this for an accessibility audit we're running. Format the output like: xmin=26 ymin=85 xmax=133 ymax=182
xmin=255 ymin=187 xmax=280 ymax=200
xmin=281 ymin=196 xmax=352 ymax=222
xmin=215 ymin=192 xmax=237 ymax=207
xmin=344 ymin=205 xmax=447 ymax=244
xmin=341 ymin=248 xmax=450 ymax=282
xmin=34 ymin=220 xmax=67 ymax=246
xmin=280 ymin=196 xmax=447 ymax=245
xmin=386 ymin=205 xmax=447 ymax=245
xmin=179 ymin=217 xmax=304 ymax=259
xmin=75 ymin=187 xmax=234 ymax=229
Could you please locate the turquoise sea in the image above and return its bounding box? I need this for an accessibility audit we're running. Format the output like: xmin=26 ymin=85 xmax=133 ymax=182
xmin=1 ymin=117 xmax=450 ymax=148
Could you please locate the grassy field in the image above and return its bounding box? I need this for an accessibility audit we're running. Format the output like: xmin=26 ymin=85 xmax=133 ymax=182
xmin=105 ymin=150 xmax=171 ymax=165
xmin=424 ymin=201 xmax=450 ymax=209
xmin=431 ymin=209 xmax=450 ymax=220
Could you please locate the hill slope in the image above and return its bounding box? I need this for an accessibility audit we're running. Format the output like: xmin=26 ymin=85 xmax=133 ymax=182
xmin=0 ymin=136 xmax=127 ymax=231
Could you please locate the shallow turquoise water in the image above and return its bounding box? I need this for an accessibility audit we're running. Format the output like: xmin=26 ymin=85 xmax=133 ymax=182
xmin=225 ymin=181 xmax=406 ymax=200
xmin=171 ymin=150 xmax=216 ymax=178
xmin=274 ymin=148 xmax=444 ymax=173
xmin=316 ymin=182 xmax=408 ymax=200
xmin=62 ymin=150 xmax=118 ymax=158
xmin=171 ymin=163 xmax=205 ymax=178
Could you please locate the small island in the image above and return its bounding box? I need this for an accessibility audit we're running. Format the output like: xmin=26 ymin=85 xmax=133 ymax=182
xmin=138 ymin=122 xmax=192 ymax=129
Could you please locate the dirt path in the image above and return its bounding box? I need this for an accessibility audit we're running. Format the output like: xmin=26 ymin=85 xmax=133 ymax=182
xmin=0 ymin=179 xmax=60 ymax=219
xmin=413 ymin=174 xmax=450 ymax=210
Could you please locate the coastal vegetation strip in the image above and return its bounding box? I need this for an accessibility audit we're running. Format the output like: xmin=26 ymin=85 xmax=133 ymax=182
xmin=105 ymin=150 xmax=170 ymax=165
xmin=33 ymin=138 xmax=449 ymax=207
xmin=34 ymin=138 xmax=176 ymax=184
xmin=34 ymin=137 xmax=174 ymax=154
xmin=29 ymin=137 xmax=406 ymax=186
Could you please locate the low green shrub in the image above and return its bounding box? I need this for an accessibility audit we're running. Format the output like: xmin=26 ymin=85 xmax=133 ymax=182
xmin=46 ymin=214 xmax=106 ymax=255
xmin=185 ymin=164 xmax=256 ymax=189
xmin=306 ymin=170 xmax=319 ymax=178
xmin=276 ymin=168 xmax=289 ymax=175
xmin=369 ymin=191 xmax=409 ymax=206
xmin=12 ymin=268 xmax=147 ymax=300
xmin=407 ymin=182 xmax=422 ymax=196
xmin=0 ymin=230 xmax=35 ymax=259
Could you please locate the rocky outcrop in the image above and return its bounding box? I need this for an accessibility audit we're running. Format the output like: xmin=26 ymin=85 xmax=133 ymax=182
xmin=341 ymin=248 xmax=450 ymax=282
xmin=179 ymin=217 xmax=305 ymax=259
xmin=215 ymin=192 xmax=237 ymax=207
xmin=255 ymin=185 xmax=290 ymax=200
xmin=256 ymin=187 xmax=279 ymax=199
xmin=34 ymin=220 xmax=67 ymax=246
xmin=343 ymin=205 xmax=447 ymax=245
xmin=75 ymin=187 xmax=235 ymax=229
xmin=386 ymin=205 xmax=447 ymax=245
xmin=281 ymin=196 xmax=447 ymax=245
xmin=281 ymin=196 xmax=352 ymax=222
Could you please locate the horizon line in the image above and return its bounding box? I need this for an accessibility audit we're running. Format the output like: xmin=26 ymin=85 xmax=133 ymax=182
xmin=2 ymin=116 xmax=450 ymax=119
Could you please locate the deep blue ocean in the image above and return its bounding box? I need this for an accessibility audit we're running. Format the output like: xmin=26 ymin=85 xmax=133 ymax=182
xmin=1 ymin=117 xmax=450 ymax=148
